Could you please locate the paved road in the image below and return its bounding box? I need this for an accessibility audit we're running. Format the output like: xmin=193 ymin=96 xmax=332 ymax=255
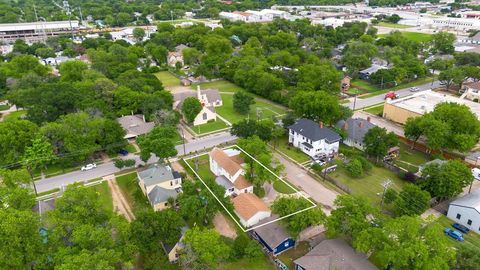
xmin=35 ymin=132 xmax=237 ymax=193
xmin=274 ymin=153 xmax=339 ymax=214
xmin=344 ymin=80 xmax=441 ymax=110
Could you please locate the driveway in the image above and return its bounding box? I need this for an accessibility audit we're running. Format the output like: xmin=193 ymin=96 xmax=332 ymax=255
xmin=274 ymin=153 xmax=339 ymax=214
xmin=344 ymin=80 xmax=441 ymax=110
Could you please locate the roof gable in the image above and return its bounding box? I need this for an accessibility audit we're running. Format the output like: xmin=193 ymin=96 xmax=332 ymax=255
xmin=232 ymin=193 xmax=269 ymax=221
xmin=209 ymin=147 xmax=243 ymax=176
xmin=288 ymin=118 xmax=341 ymax=143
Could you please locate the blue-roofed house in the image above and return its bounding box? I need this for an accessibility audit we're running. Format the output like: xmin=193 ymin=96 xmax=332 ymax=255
xmin=288 ymin=118 xmax=341 ymax=158
xmin=137 ymin=163 xmax=182 ymax=211
xmin=252 ymin=220 xmax=295 ymax=256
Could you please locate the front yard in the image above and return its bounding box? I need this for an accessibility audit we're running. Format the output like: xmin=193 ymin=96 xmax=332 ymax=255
xmin=116 ymin=172 xmax=151 ymax=214
xmin=190 ymin=119 xmax=229 ymax=135
xmin=154 ymin=71 xmax=181 ymax=88
xmin=90 ymin=181 xmax=114 ymax=213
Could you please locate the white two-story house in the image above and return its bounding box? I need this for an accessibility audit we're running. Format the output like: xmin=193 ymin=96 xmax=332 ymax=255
xmin=209 ymin=147 xmax=253 ymax=197
xmin=288 ymin=118 xmax=341 ymax=158
xmin=137 ymin=163 xmax=182 ymax=211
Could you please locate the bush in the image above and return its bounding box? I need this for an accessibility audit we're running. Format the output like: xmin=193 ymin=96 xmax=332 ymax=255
xmin=253 ymin=186 xmax=265 ymax=198
xmin=311 ymin=163 xmax=324 ymax=174
xmin=244 ymin=240 xmax=263 ymax=258
xmin=384 ymin=188 xmax=398 ymax=204
xmin=124 ymin=159 xmax=136 ymax=167
xmin=402 ymin=171 xmax=417 ymax=183
xmin=356 ymin=156 xmax=373 ymax=172
xmin=114 ymin=159 xmax=125 ymax=169
xmin=345 ymin=159 xmax=363 ymax=178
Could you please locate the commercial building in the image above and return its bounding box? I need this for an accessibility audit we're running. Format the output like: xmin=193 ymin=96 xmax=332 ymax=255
xmin=219 ymin=9 xmax=290 ymax=23
xmin=383 ymin=90 xmax=480 ymax=124
xmin=0 ymin=21 xmax=79 ymax=43
xmin=447 ymin=189 xmax=480 ymax=234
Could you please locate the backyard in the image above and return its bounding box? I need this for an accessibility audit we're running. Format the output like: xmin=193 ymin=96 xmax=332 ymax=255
xmin=2 ymin=110 xmax=26 ymax=122
xmin=394 ymin=142 xmax=432 ymax=173
xmin=219 ymin=257 xmax=275 ymax=270
xmin=116 ymin=172 xmax=151 ymax=214
xmin=277 ymin=241 xmax=310 ymax=270
xmin=193 ymin=80 xmax=243 ymax=93
xmin=154 ymin=71 xmax=181 ymax=88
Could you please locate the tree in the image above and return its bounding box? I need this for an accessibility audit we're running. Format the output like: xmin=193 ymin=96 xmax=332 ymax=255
xmin=0 ymin=209 xmax=43 ymax=269
xmin=326 ymin=195 xmax=379 ymax=243
xmin=345 ymin=158 xmax=363 ymax=178
xmin=137 ymin=126 xmax=178 ymax=162
xmin=181 ymin=97 xmax=202 ymax=124
xmin=0 ymin=120 xmax=39 ymax=166
xmin=59 ymin=60 xmax=88 ymax=82
xmin=420 ymin=160 xmax=473 ymax=200
xmin=404 ymin=117 xmax=423 ymax=149
xmin=22 ymin=136 xmax=56 ymax=175
xmin=180 ymin=227 xmax=230 ymax=269
xmin=355 ymin=216 xmax=455 ymax=270
xmin=431 ymin=32 xmax=456 ymax=54
xmin=438 ymin=67 xmax=465 ymax=90
xmin=233 ymin=91 xmax=254 ymax=115
xmin=133 ymin=28 xmax=146 ymax=42
xmin=0 ymin=168 xmax=31 ymax=188
xmin=289 ymin=91 xmax=351 ymax=125
xmin=393 ymin=184 xmax=431 ymax=216
xmin=271 ymin=197 xmax=325 ymax=237
xmin=363 ymin=127 xmax=398 ymax=162
xmin=0 ymin=186 xmax=35 ymax=211
xmin=456 ymin=245 xmax=480 ymax=270
xmin=297 ymin=63 xmax=342 ymax=93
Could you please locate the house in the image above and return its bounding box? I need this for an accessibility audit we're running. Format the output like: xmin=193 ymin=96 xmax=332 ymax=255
xmin=209 ymin=147 xmax=253 ymax=196
xmin=117 ymin=114 xmax=155 ymax=139
xmin=232 ymin=193 xmax=271 ymax=227
xmin=288 ymin=118 xmax=341 ymax=158
xmin=460 ymin=81 xmax=480 ymax=102
xmin=252 ymin=220 xmax=295 ymax=256
xmin=173 ymin=86 xmax=223 ymax=126
xmin=358 ymin=64 xmax=388 ymax=80
xmin=137 ymin=163 xmax=182 ymax=211
xmin=447 ymin=189 xmax=480 ymax=234
xmin=162 ymin=226 xmax=188 ymax=262
xmin=341 ymin=76 xmax=351 ymax=92
xmin=465 ymin=151 xmax=480 ymax=166
xmin=167 ymin=44 xmax=188 ymax=67
xmin=294 ymin=239 xmax=378 ymax=270
xmin=336 ymin=117 xmax=375 ymax=150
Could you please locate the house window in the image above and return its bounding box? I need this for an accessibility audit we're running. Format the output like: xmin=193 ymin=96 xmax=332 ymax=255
xmin=165 ymin=202 xmax=168 ymax=206
xmin=290 ymin=130 xmax=294 ymax=135
xmin=456 ymin=213 xmax=461 ymax=220
xmin=203 ymin=113 xmax=207 ymax=120
xmin=468 ymin=219 xmax=472 ymax=225
xmin=170 ymin=181 xmax=173 ymax=186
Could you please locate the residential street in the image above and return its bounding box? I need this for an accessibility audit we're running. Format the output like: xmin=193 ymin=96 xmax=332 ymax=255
xmin=35 ymin=131 xmax=237 ymax=193
xmin=274 ymin=153 xmax=339 ymax=214
xmin=344 ymin=80 xmax=441 ymax=110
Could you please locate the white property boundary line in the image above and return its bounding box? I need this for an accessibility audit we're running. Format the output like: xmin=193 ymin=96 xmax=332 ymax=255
xmin=183 ymin=145 xmax=317 ymax=232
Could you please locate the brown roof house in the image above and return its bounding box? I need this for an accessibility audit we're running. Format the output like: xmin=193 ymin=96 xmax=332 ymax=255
xmin=117 ymin=114 xmax=155 ymax=139
xmin=294 ymin=239 xmax=378 ymax=270
xmin=461 ymin=81 xmax=480 ymax=102
xmin=232 ymin=193 xmax=271 ymax=227
xmin=173 ymin=86 xmax=223 ymax=126
xmin=167 ymin=44 xmax=189 ymax=67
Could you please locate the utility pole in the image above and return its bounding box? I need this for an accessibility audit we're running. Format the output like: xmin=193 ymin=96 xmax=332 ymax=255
xmin=352 ymin=93 xmax=357 ymax=111
xmin=63 ymin=0 xmax=74 ymax=40
xmin=380 ymin=179 xmax=392 ymax=209
xmin=180 ymin=127 xmax=186 ymax=156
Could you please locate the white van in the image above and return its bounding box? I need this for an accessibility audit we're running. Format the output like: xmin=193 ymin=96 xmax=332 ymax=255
xmin=472 ymin=168 xmax=480 ymax=181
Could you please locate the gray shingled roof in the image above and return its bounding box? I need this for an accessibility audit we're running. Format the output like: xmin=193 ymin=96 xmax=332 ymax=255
xmin=294 ymin=239 xmax=378 ymax=270
xmin=336 ymin=118 xmax=375 ymax=143
xmin=288 ymin=118 xmax=341 ymax=143
xmin=147 ymin=185 xmax=180 ymax=205
xmin=172 ymin=89 xmax=221 ymax=110
xmin=138 ymin=163 xmax=179 ymax=187
xmin=254 ymin=220 xmax=291 ymax=249
xmin=359 ymin=64 xmax=388 ymax=75
xmin=117 ymin=114 xmax=155 ymax=138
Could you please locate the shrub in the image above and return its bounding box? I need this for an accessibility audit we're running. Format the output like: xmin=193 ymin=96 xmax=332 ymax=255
xmin=124 ymin=159 xmax=136 ymax=167
xmin=356 ymin=156 xmax=373 ymax=172
xmin=384 ymin=188 xmax=398 ymax=204
xmin=253 ymin=186 xmax=265 ymax=198
xmin=114 ymin=159 xmax=125 ymax=169
xmin=311 ymin=163 xmax=324 ymax=174
xmin=346 ymin=159 xmax=363 ymax=178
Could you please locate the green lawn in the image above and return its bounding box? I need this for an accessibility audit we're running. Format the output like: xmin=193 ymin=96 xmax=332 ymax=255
xmin=431 ymin=215 xmax=480 ymax=253
xmin=401 ymin=32 xmax=433 ymax=42
xmin=277 ymin=241 xmax=310 ymax=270
xmin=124 ymin=143 xmax=137 ymax=154
xmin=193 ymin=80 xmax=244 ymax=93
xmin=116 ymin=172 xmax=151 ymax=214
xmin=351 ymin=79 xmax=380 ymax=93
xmin=191 ymin=119 xmax=229 ymax=135
xmin=186 ymin=154 xmax=216 ymax=181
xmin=377 ymin=22 xmax=412 ymax=29
xmin=329 ymin=164 xmax=406 ymax=204
xmin=90 ymin=181 xmax=113 ymax=213
xmin=273 ymin=180 xmax=296 ymax=194
xmin=219 ymin=257 xmax=275 ymax=270
xmin=394 ymin=142 xmax=432 ymax=172
xmin=274 ymin=136 xmax=311 ymax=164
xmin=154 ymin=71 xmax=181 ymax=88
xmin=2 ymin=110 xmax=26 ymax=122
xmin=364 ymin=105 xmax=384 ymax=116
xmin=0 ymin=104 xmax=10 ymax=111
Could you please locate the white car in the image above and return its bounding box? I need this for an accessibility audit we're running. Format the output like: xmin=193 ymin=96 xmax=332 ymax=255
xmin=81 ymin=163 xmax=97 ymax=171
xmin=410 ymin=87 xmax=420 ymax=92
xmin=473 ymin=168 xmax=480 ymax=181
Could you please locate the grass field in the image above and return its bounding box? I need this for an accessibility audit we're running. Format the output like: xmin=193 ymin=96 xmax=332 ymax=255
xmin=351 ymin=79 xmax=380 ymax=93
xmin=155 ymin=71 xmax=181 ymax=88
xmin=191 ymin=119 xmax=229 ymax=135
xmin=329 ymin=164 xmax=406 ymax=204
xmin=2 ymin=110 xmax=26 ymax=122
xmin=0 ymin=104 xmax=10 ymax=111
xmin=90 ymin=181 xmax=113 ymax=213
xmin=394 ymin=142 xmax=432 ymax=172
xmin=274 ymin=136 xmax=311 ymax=164
xmin=401 ymin=32 xmax=433 ymax=42
xmin=273 ymin=180 xmax=296 ymax=194
xmin=431 ymin=216 xmax=480 ymax=252
xmin=377 ymin=22 xmax=412 ymax=29
xmin=364 ymin=105 xmax=384 ymax=116
xmin=116 ymin=172 xmax=151 ymax=214
xmin=193 ymin=80 xmax=244 ymax=93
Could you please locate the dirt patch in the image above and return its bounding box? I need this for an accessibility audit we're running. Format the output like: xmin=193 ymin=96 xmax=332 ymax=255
xmin=213 ymin=212 xmax=237 ymax=239
xmin=171 ymin=161 xmax=186 ymax=173
xmin=105 ymin=175 xmax=135 ymax=222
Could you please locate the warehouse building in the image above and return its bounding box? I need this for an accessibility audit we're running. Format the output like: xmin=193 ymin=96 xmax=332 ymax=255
xmin=0 ymin=21 xmax=79 ymax=43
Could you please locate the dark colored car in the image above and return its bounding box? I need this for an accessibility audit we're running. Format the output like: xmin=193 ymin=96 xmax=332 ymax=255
xmin=118 ymin=149 xmax=129 ymax=156
xmin=452 ymin=223 xmax=470 ymax=234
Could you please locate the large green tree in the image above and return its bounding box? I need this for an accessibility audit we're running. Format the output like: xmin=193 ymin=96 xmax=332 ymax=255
xmin=289 ymin=91 xmax=351 ymax=125
xmin=393 ymin=184 xmax=431 ymax=216
xmin=233 ymin=91 xmax=255 ymax=115
xmin=420 ymin=160 xmax=473 ymax=200
xmin=137 ymin=126 xmax=178 ymax=162
xmin=363 ymin=127 xmax=398 ymax=162
xmin=180 ymin=227 xmax=230 ymax=269
xmin=181 ymin=97 xmax=202 ymax=124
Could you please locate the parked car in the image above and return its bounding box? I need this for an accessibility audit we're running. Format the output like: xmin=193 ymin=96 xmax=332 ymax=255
xmin=444 ymin=228 xmax=464 ymax=241
xmin=472 ymin=168 xmax=480 ymax=181
xmin=453 ymin=223 xmax=470 ymax=234
xmin=118 ymin=149 xmax=129 ymax=156
xmin=409 ymin=87 xmax=420 ymax=92
xmin=81 ymin=163 xmax=97 ymax=171
xmin=384 ymin=91 xmax=399 ymax=100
